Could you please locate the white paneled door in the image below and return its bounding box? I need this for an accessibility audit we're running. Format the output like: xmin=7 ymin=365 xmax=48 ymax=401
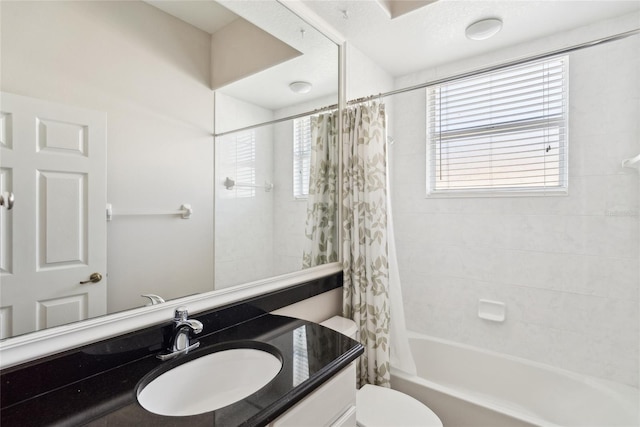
xmin=0 ymin=92 xmax=107 ymax=338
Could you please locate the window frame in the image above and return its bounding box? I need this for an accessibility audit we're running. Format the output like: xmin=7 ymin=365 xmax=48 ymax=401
xmin=426 ymin=56 xmax=569 ymax=198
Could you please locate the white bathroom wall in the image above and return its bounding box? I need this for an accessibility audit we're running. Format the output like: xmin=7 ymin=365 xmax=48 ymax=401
xmin=391 ymin=12 xmax=640 ymax=386
xmin=214 ymin=93 xmax=274 ymax=288
xmin=346 ymin=44 xmax=395 ymax=100
xmin=1 ymin=1 xmax=215 ymax=313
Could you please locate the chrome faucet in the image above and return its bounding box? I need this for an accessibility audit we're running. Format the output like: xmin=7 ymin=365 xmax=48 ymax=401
xmin=157 ymin=306 xmax=203 ymax=361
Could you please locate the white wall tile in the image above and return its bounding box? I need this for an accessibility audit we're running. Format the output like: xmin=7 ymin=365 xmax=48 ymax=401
xmin=393 ymin=13 xmax=640 ymax=386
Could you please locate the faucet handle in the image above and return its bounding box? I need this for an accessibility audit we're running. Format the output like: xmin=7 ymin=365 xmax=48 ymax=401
xmin=157 ymin=306 xmax=202 ymax=361
xmin=141 ymin=294 xmax=165 ymax=305
xmin=174 ymin=306 xmax=188 ymax=322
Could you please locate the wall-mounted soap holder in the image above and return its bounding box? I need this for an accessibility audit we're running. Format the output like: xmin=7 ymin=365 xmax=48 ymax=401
xmin=478 ymin=299 xmax=506 ymax=322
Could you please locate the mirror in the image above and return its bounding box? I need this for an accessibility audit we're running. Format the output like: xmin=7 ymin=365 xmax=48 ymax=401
xmin=212 ymin=1 xmax=339 ymax=289
xmin=0 ymin=0 xmax=339 ymax=339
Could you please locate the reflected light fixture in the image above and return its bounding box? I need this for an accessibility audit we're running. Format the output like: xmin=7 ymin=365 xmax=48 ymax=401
xmin=289 ymin=81 xmax=312 ymax=94
xmin=465 ymin=18 xmax=503 ymax=41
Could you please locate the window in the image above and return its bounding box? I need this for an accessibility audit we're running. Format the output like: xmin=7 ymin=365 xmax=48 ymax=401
xmin=293 ymin=116 xmax=312 ymax=199
xmin=427 ymin=56 xmax=568 ymax=196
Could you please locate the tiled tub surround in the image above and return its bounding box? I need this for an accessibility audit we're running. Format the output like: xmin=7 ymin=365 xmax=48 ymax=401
xmin=1 ymin=274 xmax=362 ymax=426
xmin=391 ymin=13 xmax=640 ymax=386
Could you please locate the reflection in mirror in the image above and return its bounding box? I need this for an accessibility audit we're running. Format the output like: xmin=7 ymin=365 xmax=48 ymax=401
xmin=0 ymin=0 xmax=338 ymax=339
xmin=213 ymin=2 xmax=338 ymax=289
xmin=214 ymin=113 xmax=339 ymax=289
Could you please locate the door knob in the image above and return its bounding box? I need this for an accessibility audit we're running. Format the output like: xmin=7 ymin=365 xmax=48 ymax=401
xmin=80 ymin=272 xmax=103 ymax=284
xmin=0 ymin=192 xmax=14 ymax=210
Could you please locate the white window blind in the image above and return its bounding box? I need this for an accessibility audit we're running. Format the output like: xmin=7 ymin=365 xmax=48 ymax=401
xmin=235 ymin=130 xmax=256 ymax=198
xmin=427 ymin=56 xmax=568 ymax=196
xmin=293 ymin=116 xmax=312 ymax=199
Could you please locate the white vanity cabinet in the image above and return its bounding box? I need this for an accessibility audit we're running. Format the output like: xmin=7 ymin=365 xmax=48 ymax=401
xmin=270 ymin=363 xmax=357 ymax=427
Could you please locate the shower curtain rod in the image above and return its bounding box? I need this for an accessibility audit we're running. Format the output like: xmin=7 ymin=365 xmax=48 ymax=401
xmin=214 ymin=28 xmax=639 ymax=138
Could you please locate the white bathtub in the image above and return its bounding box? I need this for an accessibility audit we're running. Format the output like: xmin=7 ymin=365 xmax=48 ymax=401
xmin=390 ymin=332 xmax=640 ymax=427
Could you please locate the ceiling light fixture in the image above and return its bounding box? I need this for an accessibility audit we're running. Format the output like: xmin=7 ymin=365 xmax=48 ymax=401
xmin=465 ymin=18 xmax=503 ymax=41
xmin=289 ymin=81 xmax=312 ymax=94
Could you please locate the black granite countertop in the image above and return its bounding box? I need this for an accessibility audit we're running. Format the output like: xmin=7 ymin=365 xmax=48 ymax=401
xmin=0 ymin=314 xmax=363 ymax=427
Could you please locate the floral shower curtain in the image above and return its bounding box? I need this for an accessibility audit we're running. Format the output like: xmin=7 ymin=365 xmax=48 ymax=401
xmin=303 ymin=112 xmax=339 ymax=268
xmin=342 ymin=102 xmax=391 ymax=387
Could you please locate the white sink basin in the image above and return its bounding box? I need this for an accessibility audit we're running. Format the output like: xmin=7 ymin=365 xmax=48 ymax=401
xmin=138 ymin=348 xmax=282 ymax=416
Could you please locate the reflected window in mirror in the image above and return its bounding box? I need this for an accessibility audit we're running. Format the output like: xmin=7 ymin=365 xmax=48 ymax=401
xmin=220 ymin=130 xmax=257 ymax=199
xmin=293 ymin=117 xmax=312 ymax=199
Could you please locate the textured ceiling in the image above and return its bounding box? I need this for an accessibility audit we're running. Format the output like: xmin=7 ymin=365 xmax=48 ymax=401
xmin=303 ymin=0 xmax=640 ymax=77
xmin=146 ymin=0 xmax=639 ymax=111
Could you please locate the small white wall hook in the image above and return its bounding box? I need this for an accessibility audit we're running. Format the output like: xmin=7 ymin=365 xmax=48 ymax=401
xmin=622 ymin=153 xmax=640 ymax=169
xmin=180 ymin=204 xmax=193 ymax=219
xmin=224 ymin=177 xmax=235 ymax=190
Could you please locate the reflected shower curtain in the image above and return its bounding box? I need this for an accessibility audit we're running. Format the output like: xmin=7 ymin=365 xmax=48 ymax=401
xmin=303 ymin=112 xmax=339 ymax=268
xmin=342 ymin=102 xmax=391 ymax=387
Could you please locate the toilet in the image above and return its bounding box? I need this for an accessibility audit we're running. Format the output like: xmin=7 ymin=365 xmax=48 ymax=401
xmin=320 ymin=316 xmax=443 ymax=427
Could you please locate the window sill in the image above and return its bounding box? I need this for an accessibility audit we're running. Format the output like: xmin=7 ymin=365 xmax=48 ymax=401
xmin=426 ymin=188 xmax=569 ymax=198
